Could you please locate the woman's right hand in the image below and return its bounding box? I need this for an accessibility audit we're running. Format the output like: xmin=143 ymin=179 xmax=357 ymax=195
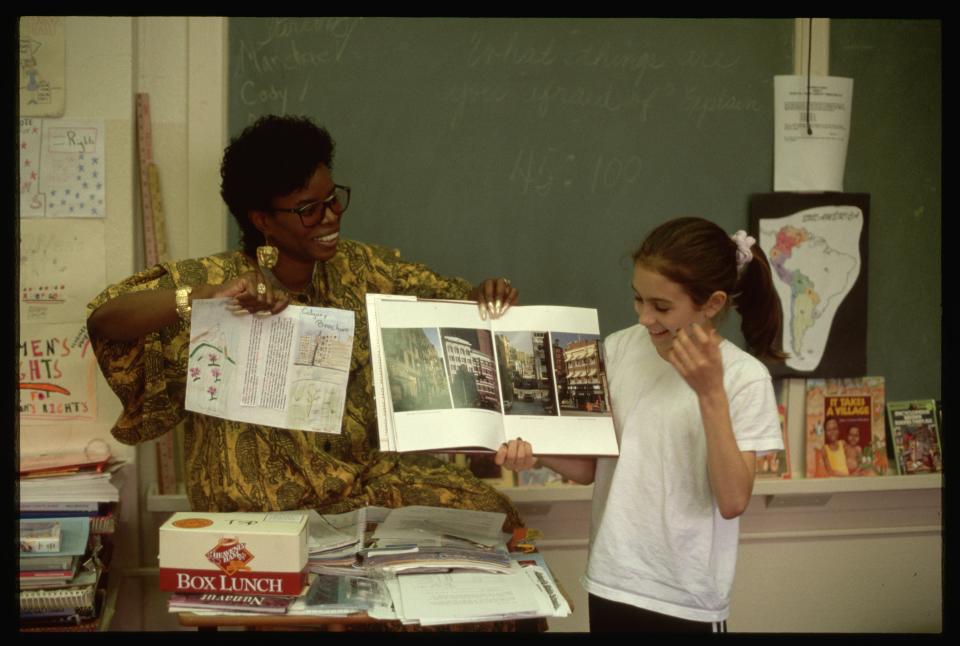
xmin=495 ymin=438 xmax=538 ymax=472
xmin=214 ymin=271 xmax=290 ymax=315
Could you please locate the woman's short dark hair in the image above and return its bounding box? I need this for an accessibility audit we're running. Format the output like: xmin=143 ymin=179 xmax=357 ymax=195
xmin=220 ymin=115 xmax=335 ymax=255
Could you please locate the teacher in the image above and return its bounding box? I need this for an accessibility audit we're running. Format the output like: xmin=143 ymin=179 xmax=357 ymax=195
xmin=86 ymin=115 xmax=522 ymax=529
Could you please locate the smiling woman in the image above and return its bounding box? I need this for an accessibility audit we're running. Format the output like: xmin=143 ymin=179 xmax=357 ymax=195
xmin=84 ymin=117 xmax=537 ymax=633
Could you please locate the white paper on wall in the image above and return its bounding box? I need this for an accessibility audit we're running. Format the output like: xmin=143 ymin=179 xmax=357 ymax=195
xmin=773 ymin=75 xmax=853 ymax=192
xmin=19 ymin=322 xmax=98 ymax=423
xmin=19 ymin=16 xmax=66 ymax=118
xmin=19 ymin=219 xmax=107 ymax=325
xmin=19 ymin=118 xmax=107 ymax=219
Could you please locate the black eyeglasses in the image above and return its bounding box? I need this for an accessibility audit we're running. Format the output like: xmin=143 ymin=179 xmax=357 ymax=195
xmin=272 ymin=185 xmax=351 ymax=227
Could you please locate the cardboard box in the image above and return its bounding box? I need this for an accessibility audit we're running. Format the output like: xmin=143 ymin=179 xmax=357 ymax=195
xmin=159 ymin=512 xmax=308 ymax=596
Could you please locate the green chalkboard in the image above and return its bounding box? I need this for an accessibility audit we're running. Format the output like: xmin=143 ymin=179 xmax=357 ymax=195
xmin=830 ymin=19 xmax=941 ymax=401
xmin=227 ymin=18 xmax=793 ymax=340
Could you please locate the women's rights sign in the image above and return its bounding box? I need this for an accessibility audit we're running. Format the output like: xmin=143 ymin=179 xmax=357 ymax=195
xmin=19 ymin=322 xmax=97 ymax=422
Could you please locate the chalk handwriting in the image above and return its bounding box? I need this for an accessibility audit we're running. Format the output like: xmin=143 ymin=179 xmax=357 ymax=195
xmin=509 ymin=147 xmax=643 ymax=197
xmin=682 ymin=86 xmax=760 ymax=129
xmin=678 ymin=50 xmax=741 ymax=70
xmin=522 ymin=81 xmax=666 ymax=120
xmin=467 ymin=31 xmax=558 ymax=68
xmin=438 ymin=82 xmax=509 ymax=130
xmin=240 ymin=80 xmax=289 ymax=113
xmin=256 ymin=17 xmax=362 ymax=60
xmin=237 ymin=18 xmax=361 ymax=79
xmin=561 ymin=39 xmax=667 ymax=88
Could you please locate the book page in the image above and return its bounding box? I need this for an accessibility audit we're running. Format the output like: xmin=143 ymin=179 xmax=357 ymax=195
xmin=491 ymin=306 xmax=619 ymax=456
xmin=370 ymin=296 xmax=505 ymax=453
xmin=185 ymin=298 xmax=354 ymax=433
xmin=394 ymin=564 xmax=545 ymax=625
xmin=373 ymin=506 xmax=506 ymax=546
xmin=368 ymin=295 xmax=619 ymax=456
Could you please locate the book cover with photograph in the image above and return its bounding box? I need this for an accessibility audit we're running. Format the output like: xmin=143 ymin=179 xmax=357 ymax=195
xmin=805 ymin=377 xmax=888 ymax=477
xmin=756 ymin=378 xmax=791 ymax=479
xmin=19 ymin=520 xmax=61 ymax=553
xmin=886 ymin=399 xmax=942 ymax=475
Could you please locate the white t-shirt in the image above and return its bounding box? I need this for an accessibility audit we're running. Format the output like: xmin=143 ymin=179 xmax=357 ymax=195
xmin=582 ymin=324 xmax=783 ymax=622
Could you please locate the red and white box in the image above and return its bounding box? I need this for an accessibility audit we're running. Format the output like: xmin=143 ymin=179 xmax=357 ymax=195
xmin=159 ymin=512 xmax=308 ymax=596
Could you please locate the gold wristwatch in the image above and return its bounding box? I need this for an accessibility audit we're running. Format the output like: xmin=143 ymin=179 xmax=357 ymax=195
xmin=175 ymin=286 xmax=193 ymax=323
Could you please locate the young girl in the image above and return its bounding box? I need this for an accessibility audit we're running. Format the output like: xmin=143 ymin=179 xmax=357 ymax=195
xmin=497 ymin=217 xmax=786 ymax=633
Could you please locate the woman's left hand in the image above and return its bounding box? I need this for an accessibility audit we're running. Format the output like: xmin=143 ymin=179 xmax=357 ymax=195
xmin=470 ymin=277 xmax=518 ymax=320
xmin=668 ymin=323 xmax=725 ymax=397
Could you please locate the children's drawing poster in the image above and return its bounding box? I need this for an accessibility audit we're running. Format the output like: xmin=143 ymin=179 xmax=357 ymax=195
xmin=20 ymin=118 xmax=106 ymax=219
xmin=20 ymin=219 xmax=107 ymax=324
xmin=19 ymin=322 xmax=98 ymax=423
xmin=19 ymin=16 xmax=66 ymax=117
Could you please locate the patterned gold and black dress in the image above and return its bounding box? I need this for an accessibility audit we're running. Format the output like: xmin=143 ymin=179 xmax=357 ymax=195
xmin=87 ymin=240 xmax=522 ymax=530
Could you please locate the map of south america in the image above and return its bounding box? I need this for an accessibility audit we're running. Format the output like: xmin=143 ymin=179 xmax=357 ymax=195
xmin=760 ymin=207 xmax=862 ymax=372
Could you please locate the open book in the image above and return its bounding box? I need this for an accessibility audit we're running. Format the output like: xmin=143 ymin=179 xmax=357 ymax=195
xmin=367 ymin=294 xmax=619 ymax=456
xmin=184 ymin=298 xmax=355 ymax=433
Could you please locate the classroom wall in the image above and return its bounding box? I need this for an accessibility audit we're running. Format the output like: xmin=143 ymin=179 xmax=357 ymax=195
xmin=30 ymin=17 xmax=941 ymax=633
xmin=17 ymin=16 xmax=228 ymax=626
xmin=18 ymin=16 xmax=141 ymax=574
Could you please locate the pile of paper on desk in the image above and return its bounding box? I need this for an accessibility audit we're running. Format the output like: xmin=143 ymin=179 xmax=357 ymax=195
xmin=166 ymin=505 xmax=571 ymax=625
xmin=384 ymin=557 xmax=570 ymax=626
xmin=361 ymin=506 xmax=570 ymax=625
xmin=361 ymin=506 xmax=512 ymax=574
xmin=297 ymin=507 xmax=386 ymax=571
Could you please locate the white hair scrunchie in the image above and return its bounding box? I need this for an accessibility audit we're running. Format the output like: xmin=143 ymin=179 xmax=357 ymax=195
xmin=731 ymin=230 xmax=756 ymax=272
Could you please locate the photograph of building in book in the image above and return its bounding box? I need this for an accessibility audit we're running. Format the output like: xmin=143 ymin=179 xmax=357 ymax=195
xmin=495 ymin=331 xmax=556 ymax=416
xmin=805 ymin=377 xmax=888 ymax=478
xmin=887 ymin=400 xmax=943 ymax=475
xmin=549 ymin=332 xmax=611 ymax=418
xmin=440 ymin=328 xmax=501 ymax=412
xmin=381 ymin=327 xmax=453 ymax=412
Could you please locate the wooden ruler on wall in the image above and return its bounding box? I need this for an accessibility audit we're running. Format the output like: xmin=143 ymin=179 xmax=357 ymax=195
xmin=135 ymin=93 xmax=178 ymax=496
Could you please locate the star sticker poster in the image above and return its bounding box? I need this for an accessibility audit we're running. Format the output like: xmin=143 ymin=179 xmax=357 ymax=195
xmin=19 ymin=118 xmax=106 ymax=219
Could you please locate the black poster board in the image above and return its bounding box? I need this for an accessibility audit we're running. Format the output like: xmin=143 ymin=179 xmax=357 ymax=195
xmin=749 ymin=192 xmax=869 ymax=378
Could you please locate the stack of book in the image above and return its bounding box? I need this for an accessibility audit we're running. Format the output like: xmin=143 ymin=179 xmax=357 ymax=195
xmin=19 ymin=517 xmax=99 ymax=628
xmin=18 ymin=450 xmax=123 ymax=631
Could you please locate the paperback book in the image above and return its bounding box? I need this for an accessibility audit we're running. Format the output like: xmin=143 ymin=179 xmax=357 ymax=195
xmin=755 ymin=378 xmax=792 ymax=479
xmin=19 ymin=520 xmax=61 ymax=553
xmin=19 ymin=554 xmax=77 ymax=572
xmin=168 ymin=593 xmax=297 ymax=615
xmin=805 ymin=377 xmax=888 ymax=477
xmin=886 ymin=399 xmax=943 ymax=475
xmin=367 ymin=294 xmax=619 ymax=456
